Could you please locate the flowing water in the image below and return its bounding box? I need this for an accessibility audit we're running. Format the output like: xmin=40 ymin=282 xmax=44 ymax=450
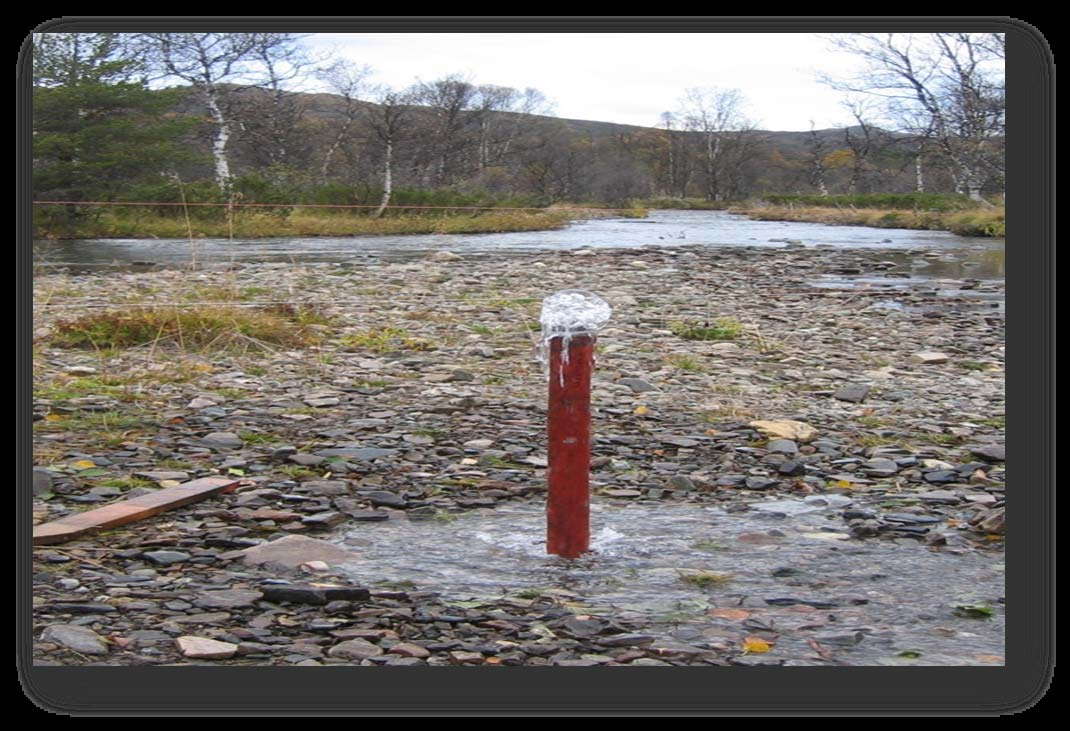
xmin=33 ymin=210 xmax=1004 ymax=274
xmin=334 ymin=499 xmax=1004 ymax=665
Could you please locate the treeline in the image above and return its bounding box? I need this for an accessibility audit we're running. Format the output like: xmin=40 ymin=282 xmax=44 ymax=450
xmin=32 ymin=32 xmax=1005 ymax=216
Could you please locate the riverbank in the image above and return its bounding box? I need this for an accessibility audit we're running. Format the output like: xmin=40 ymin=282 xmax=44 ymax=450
xmin=732 ymin=206 xmax=1005 ymax=237
xmin=33 ymin=209 xmax=582 ymax=240
xmin=31 ymin=245 xmax=1005 ymax=666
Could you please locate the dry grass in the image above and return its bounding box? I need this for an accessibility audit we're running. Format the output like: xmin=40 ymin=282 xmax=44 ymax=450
xmin=49 ymin=305 xmax=327 ymax=351
xmin=734 ymin=206 xmax=1005 ymax=237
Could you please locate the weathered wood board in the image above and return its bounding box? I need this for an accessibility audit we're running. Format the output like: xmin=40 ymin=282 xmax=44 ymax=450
xmin=32 ymin=477 xmax=240 ymax=546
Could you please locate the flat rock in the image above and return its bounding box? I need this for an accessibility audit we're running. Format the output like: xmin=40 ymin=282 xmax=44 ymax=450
xmin=260 ymin=584 xmax=370 ymax=605
xmin=969 ymin=445 xmax=1006 ymax=463
xmin=315 ymin=447 xmax=398 ymax=461
xmin=239 ymin=535 xmax=354 ymax=569
xmin=176 ymin=636 xmax=238 ymax=660
xmin=40 ymin=624 xmax=109 ymax=655
xmin=833 ymin=384 xmax=871 ymax=403
xmin=201 ymin=432 xmax=244 ymax=449
xmin=619 ymin=378 xmax=659 ymax=393
xmin=194 ymin=589 xmax=264 ymax=609
xmin=143 ymin=550 xmax=190 ymax=566
xmin=328 ymin=638 xmax=383 ymax=661
xmin=33 ymin=468 xmax=54 ymax=496
xmin=910 ymin=351 xmax=950 ymax=364
xmin=749 ymin=420 xmax=819 ymax=443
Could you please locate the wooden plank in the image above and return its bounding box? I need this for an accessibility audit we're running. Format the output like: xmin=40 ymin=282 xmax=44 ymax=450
xmin=33 ymin=477 xmax=240 ymax=546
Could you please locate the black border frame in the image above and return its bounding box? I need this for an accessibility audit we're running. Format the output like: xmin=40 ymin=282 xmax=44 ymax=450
xmin=19 ymin=17 xmax=1052 ymax=715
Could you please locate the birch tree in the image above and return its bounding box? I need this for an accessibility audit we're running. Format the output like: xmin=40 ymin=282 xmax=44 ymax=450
xmin=678 ymin=87 xmax=749 ymax=202
xmin=366 ymin=87 xmax=412 ymax=218
xmin=826 ymin=33 xmax=1005 ymax=201
xmin=138 ymin=33 xmax=304 ymax=191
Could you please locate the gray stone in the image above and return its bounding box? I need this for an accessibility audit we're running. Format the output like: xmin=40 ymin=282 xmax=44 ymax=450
xmin=969 ymin=445 xmax=1006 ymax=463
xmin=289 ymin=453 xmax=325 ymax=466
xmin=302 ymin=480 xmax=349 ymax=497
xmin=302 ymin=512 xmax=347 ymax=529
xmin=766 ymin=439 xmax=798 ymax=455
xmin=316 ymin=447 xmax=398 ymax=461
xmin=619 ymin=378 xmax=658 ymax=393
xmin=745 ymin=477 xmax=779 ymax=490
xmin=366 ymin=491 xmax=407 ymax=509
xmin=328 ymin=639 xmax=384 ymax=661
xmin=777 ymin=460 xmax=806 ymax=476
xmin=33 ymin=468 xmax=54 ymax=496
xmin=143 ymin=550 xmax=191 ymax=566
xmin=861 ymin=458 xmax=899 ymax=477
xmin=239 ymin=535 xmax=355 ymax=569
xmin=41 ymin=624 xmax=109 ymax=655
xmin=194 ymin=589 xmax=263 ymax=609
xmin=668 ymin=475 xmax=696 ymax=492
xmin=201 ymin=432 xmax=244 ymax=449
xmin=260 ymin=584 xmax=370 ymax=605
xmin=833 ymin=384 xmax=871 ymax=403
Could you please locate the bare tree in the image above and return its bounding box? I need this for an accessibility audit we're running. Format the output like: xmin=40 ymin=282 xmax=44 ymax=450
xmin=412 ymin=74 xmax=479 ymax=186
xmin=315 ymin=60 xmax=372 ymax=180
xmin=825 ymin=33 xmax=1005 ymax=201
xmin=366 ymin=86 xmax=413 ymax=218
xmin=138 ymin=33 xmax=305 ymax=191
xmin=232 ymin=34 xmax=317 ymax=169
xmin=807 ymin=122 xmax=830 ymax=196
xmin=678 ymin=87 xmax=749 ymax=201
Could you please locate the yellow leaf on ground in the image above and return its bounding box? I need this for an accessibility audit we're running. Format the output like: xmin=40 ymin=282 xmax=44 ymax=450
xmin=72 ymin=460 xmax=97 ymax=470
xmin=45 ymin=414 xmax=64 ymax=422
xmin=743 ymin=636 xmax=773 ymax=654
xmin=634 ymin=406 xmax=649 ymax=415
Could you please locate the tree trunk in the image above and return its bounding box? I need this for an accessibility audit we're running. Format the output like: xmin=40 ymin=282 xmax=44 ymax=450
xmin=204 ymin=90 xmax=232 ymax=191
xmin=915 ymin=153 xmax=925 ymax=193
xmin=372 ymin=140 xmax=393 ymax=219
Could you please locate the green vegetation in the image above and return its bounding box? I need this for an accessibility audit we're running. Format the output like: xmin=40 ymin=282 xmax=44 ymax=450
xmin=631 ymin=197 xmax=731 ymax=210
xmin=50 ymin=305 xmax=327 ymax=351
xmin=33 ymin=206 xmax=576 ymax=240
xmin=665 ymin=353 xmax=705 ymax=371
xmin=341 ymin=327 xmax=433 ymax=353
xmin=677 ymin=570 xmax=733 ymax=589
xmin=759 ymin=192 xmax=982 ymax=212
xmin=670 ymin=318 xmax=744 ymax=341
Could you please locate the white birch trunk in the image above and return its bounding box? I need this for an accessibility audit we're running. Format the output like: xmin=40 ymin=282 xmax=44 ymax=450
xmin=372 ymin=140 xmax=393 ymax=219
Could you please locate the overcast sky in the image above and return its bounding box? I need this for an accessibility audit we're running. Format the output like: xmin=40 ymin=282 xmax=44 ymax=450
xmin=305 ymin=33 xmax=866 ymax=132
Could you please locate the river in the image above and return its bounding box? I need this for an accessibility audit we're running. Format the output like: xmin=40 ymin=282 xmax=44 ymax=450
xmin=33 ymin=210 xmax=1005 ymax=279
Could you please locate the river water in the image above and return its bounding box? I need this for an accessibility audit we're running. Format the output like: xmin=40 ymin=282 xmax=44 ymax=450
xmin=33 ymin=210 xmax=1005 ymax=280
xmin=334 ymin=500 xmax=1004 ymax=666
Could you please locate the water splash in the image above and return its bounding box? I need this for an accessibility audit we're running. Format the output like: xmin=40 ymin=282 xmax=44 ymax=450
xmin=536 ymin=289 xmax=612 ymax=382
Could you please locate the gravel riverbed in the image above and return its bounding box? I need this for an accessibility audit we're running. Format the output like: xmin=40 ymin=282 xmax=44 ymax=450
xmin=31 ymin=244 xmax=1005 ymax=666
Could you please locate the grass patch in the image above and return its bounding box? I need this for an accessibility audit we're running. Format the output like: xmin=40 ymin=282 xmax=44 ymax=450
xmin=734 ymin=205 xmax=1005 ymax=238
xmin=665 ymin=354 xmax=706 ymax=372
xmin=670 ymin=318 xmax=744 ymax=341
xmin=36 ymin=209 xmax=575 ymax=240
xmin=341 ymin=327 xmax=433 ymax=353
xmin=677 ymin=570 xmax=733 ymax=589
xmin=91 ymin=476 xmax=155 ymax=490
xmin=239 ymin=431 xmax=280 ymax=445
xmin=978 ymin=416 xmax=1006 ymax=429
xmin=50 ymin=305 xmax=326 ymax=351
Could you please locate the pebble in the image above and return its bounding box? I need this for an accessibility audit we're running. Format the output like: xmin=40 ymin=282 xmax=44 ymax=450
xmin=176 ymin=636 xmax=239 ymax=660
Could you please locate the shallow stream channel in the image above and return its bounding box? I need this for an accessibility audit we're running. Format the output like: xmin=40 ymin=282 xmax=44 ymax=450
xmin=330 ymin=498 xmax=1005 ymax=666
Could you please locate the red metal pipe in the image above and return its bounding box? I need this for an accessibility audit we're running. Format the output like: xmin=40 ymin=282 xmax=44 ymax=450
xmin=546 ymin=334 xmax=595 ymax=559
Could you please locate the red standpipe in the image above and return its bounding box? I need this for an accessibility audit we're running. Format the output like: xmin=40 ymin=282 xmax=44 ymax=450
xmin=546 ymin=334 xmax=595 ymax=559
